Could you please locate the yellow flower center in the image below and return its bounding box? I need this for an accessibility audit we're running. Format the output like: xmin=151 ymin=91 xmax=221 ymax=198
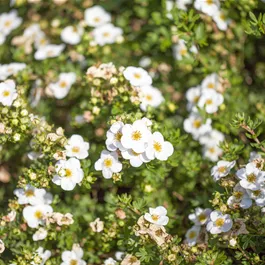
xmin=2 ymin=90 xmax=10 ymax=97
xmin=4 ymin=20 xmax=11 ymax=28
xmin=131 ymin=130 xmax=142 ymax=141
xmin=72 ymin=146 xmax=80 ymax=153
xmin=209 ymin=147 xmax=215 ymax=154
xmin=133 ymin=73 xmax=141 ymax=79
xmin=233 ymin=191 xmax=243 ymax=200
xmin=70 ymin=260 xmax=78 ymax=265
xmin=198 ymin=213 xmax=207 ymax=223
xmin=34 ymin=210 xmax=43 ymax=219
xmin=104 ymin=158 xmax=113 ymax=168
xmin=65 ymin=168 xmax=72 ymax=178
xmin=247 ymin=173 xmax=256 ymax=183
xmin=206 ymin=0 xmax=213 ymax=5
xmin=132 ymin=151 xmax=140 ymax=156
xmin=25 ymin=190 xmax=34 ymax=197
xmin=59 ymin=81 xmax=67 ymax=88
xmin=253 ymin=190 xmax=261 ymax=196
xmin=206 ymin=99 xmax=213 ymax=105
xmin=129 ymin=256 xmax=138 ymax=263
xmin=215 ymin=218 xmax=224 ymax=227
xmin=220 ymin=13 xmax=225 ymax=20
xmin=192 ymin=119 xmax=202 ymax=128
xmin=193 ymin=96 xmax=200 ymax=103
xmin=146 ymin=94 xmax=153 ymax=101
xmin=94 ymin=17 xmax=100 ymax=23
xmin=103 ymin=32 xmax=110 ymax=37
xmin=151 ymin=214 xmax=159 ymax=221
xmin=153 ymin=141 xmax=162 ymax=152
xmin=180 ymin=48 xmax=187 ymax=56
xmin=188 ymin=231 xmax=197 ymax=239
xmin=218 ymin=166 xmax=226 ymax=173
xmin=115 ymin=132 xmax=122 ymax=141
xmin=207 ymin=82 xmax=215 ymax=89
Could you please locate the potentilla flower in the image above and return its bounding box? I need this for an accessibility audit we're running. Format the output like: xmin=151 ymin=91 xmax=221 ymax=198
xmin=185 ymin=226 xmax=201 ymax=246
xmin=52 ymin=158 xmax=84 ymax=191
xmin=115 ymin=251 xmax=125 ymax=261
xmin=172 ymin=39 xmax=197 ymax=60
xmin=106 ymin=121 xmax=126 ymax=151
xmin=34 ymin=44 xmax=65 ymax=60
xmin=236 ymin=163 xmax=265 ymax=191
xmin=60 ymin=245 xmax=86 ymax=265
xmin=14 ymin=184 xmax=53 ymax=205
xmin=0 ymin=240 xmax=5 ymax=254
xmin=198 ymin=89 xmax=224 ymax=114
xmin=0 ymin=63 xmax=26 ymax=81
xmin=0 ymin=10 xmax=22 ymax=36
xmin=145 ymin=132 xmax=174 ymax=161
xmin=123 ymin=66 xmax=152 ymax=87
xmin=144 ymin=206 xmax=169 ymax=226
xmin=0 ymin=79 xmax=17 ymax=106
xmin=84 ymin=5 xmax=111 ymax=27
xmin=121 ymin=120 xmax=151 ymax=153
xmin=89 ymin=217 xmax=104 ymax=232
xmin=139 ymin=85 xmax=164 ymax=111
xmin=188 ymin=208 xmax=212 ymax=226
xmin=23 ymin=204 xmax=53 ymax=228
xmin=186 ymin=86 xmax=201 ymax=111
xmin=33 ymin=227 xmax=48 ymax=241
xmin=184 ymin=113 xmax=212 ymax=140
xmin=227 ymin=184 xmax=252 ymax=209
xmin=65 ymin=134 xmax=89 ymax=159
xmin=121 ymin=149 xmax=151 ymax=167
xmin=194 ymin=0 xmax=220 ymax=16
xmin=247 ymin=186 xmax=265 ymax=207
xmin=213 ymin=10 xmax=229 ymax=31
xmin=32 ymin=247 xmax=51 ymax=265
xmin=92 ymin=23 xmax=123 ymax=46
xmin=104 ymin=258 xmax=117 ymax=265
xmin=198 ymin=129 xmax=224 ymax=147
xmin=201 ymin=73 xmax=221 ymax=91
xmin=203 ymin=144 xmax=222 ymax=162
xmin=49 ymin=72 xmax=76 ymax=99
xmin=94 ymin=150 xmax=122 ymax=179
xmin=206 ymin=211 xmax=233 ymax=234
xmin=211 ymin=160 xmax=236 ymax=181
xmin=61 ymin=25 xmax=84 ymax=45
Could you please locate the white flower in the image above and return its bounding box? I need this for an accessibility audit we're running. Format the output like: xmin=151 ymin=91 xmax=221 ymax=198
xmin=33 ymin=228 xmax=48 ymax=241
xmin=203 ymin=144 xmax=222 ymax=162
xmin=139 ymin=57 xmax=151 ymax=68
xmin=121 ymin=120 xmax=151 ymax=153
xmin=211 ymin=160 xmax=236 ymax=181
xmin=84 ymin=5 xmax=111 ymax=27
xmin=49 ymin=72 xmax=76 ymax=99
xmin=121 ymin=149 xmax=151 ymax=167
xmin=34 ymin=44 xmax=65 ymax=60
xmin=213 ymin=10 xmax=229 ymax=31
xmin=184 ymin=113 xmax=212 ymax=140
xmin=188 ymin=208 xmax=212 ymax=226
xmin=249 ymin=151 xmax=262 ymax=162
xmin=198 ymin=89 xmax=224 ymax=114
xmin=0 ymin=10 xmax=22 ymax=36
xmin=201 ymin=73 xmax=221 ymax=91
xmin=144 ymin=206 xmax=169 ymax=226
xmin=194 ymin=0 xmax=220 ymax=16
xmin=65 ymin=134 xmax=89 ymax=159
xmin=176 ymin=0 xmax=193 ymax=10
xmin=60 ymin=245 xmax=86 ymax=265
xmin=14 ymin=184 xmax=53 ymax=205
xmin=206 ymin=211 xmax=233 ymax=234
xmin=0 ymin=63 xmax=26 ymax=81
xmin=0 ymin=240 xmax=5 ymax=254
xmin=186 ymin=86 xmax=201 ymax=111
xmin=104 ymin=258 xmax=117 ymax=265
xmin=32 ymin=247 xmax=51 ymax=265
xmin=23 ymin=204 xmax=53 ymax=228
xmin=227 ymin=184 xmax=252 ymax=209
xmin=106 ymin=121 xmax=126 ymax=151
xmin=115 ymin=252 xmax=124 ymax=261
xmin=198 ymin=129 xmax=224 ymax=146
xmin=236 ymin=163 xmax=265 ymax=191
xmin=123 ymin=66 xmax=152 ymax=87
xmin=185 ymin=226 xmax=201 ymax=246
xmin=145 ymin=132 xmax=174 ymax=161
xmin=139 ymin=85 xmax=164 ymax=111
xmin=92 ymin=23 xmax=123 ymax=46
xmin=61 ymin=25 xmax=84 ymax=45
xmin=247 ymin=188 xmax=265 ymax=207
xmin=0 ymin=79 xmax=17 ymax=106
xmin=94 ymin=150 xmax=122 ymax=179
xmin=173 ymin=39 xmax=197 ymax=60
xmin=52 ymin=158 xmax=84 ymax=191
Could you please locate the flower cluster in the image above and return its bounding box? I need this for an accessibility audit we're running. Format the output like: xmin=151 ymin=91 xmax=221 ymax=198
xmin=184 ymin=73 xmax=225 ymax=161
xmin=95 ymin=118 xmax=174 ymax=178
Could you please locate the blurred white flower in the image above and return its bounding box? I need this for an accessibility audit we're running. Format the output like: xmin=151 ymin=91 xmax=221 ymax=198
xmin=84 ymin=5 xmax=111 ymax=27
xmin=65 ymin=134 xmax=89 ymax=159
